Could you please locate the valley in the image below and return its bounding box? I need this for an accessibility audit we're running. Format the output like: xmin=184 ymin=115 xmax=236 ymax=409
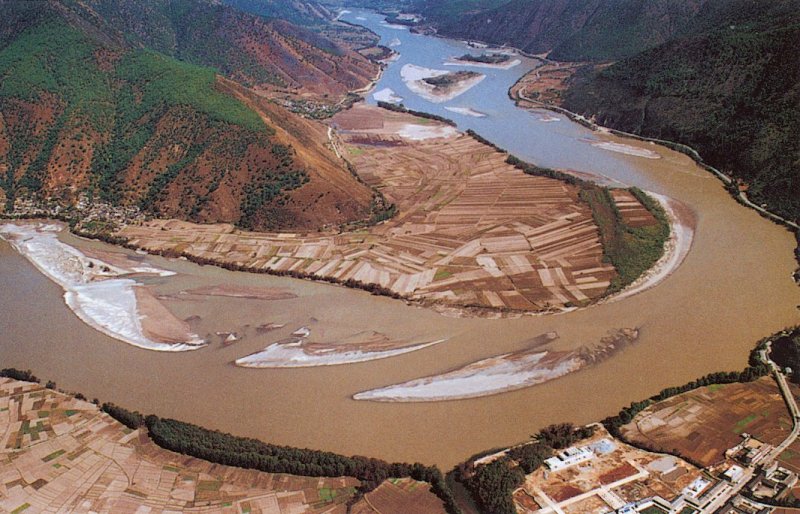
xmin=0 ymin=3 xmax=798 ymax=513
xmin=0 ymin=8 xmax=797 ymax=473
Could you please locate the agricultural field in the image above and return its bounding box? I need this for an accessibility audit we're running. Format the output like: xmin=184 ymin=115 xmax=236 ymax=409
xmin=350 ymin=478 xmax=446 ymax=514
xmin=510 ymin=62 xmax=596 ymax=107
xmin=118 ymin=103 xmax=626 ymax=313
xmin=620 ymin=377 xmax=793 ymax=467
xmin=0 ymin=378 xmax=360 ymax=513
xmin=514 ymin=427 xmax=703 ymax=514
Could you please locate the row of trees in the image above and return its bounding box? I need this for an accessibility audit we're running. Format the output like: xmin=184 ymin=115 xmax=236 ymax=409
xmin=90 ymin=406 xmax=460 ymax=513
xmin=455 ymin=423 xmax=596 ymax=514
xmin=0 ymin=368 xmax=460 ymax=513
xmin=376 ymin=101 xmax=457 ymax=126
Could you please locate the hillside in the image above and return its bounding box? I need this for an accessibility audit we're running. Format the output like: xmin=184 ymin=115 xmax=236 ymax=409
xmin=416 ymin=0 xmax=709 ymax=60
xmin=416 ymin=0 xmax=800 ymax=61
xmin=563 ymin=15 xmax=800 ymax=223
xmin=0 ymin=0 xmax=375 ymax=230
xmin=59 ymin=0 xmax=379 ymax=100
xmin=222 ymin=0 xmax=335 ymax=27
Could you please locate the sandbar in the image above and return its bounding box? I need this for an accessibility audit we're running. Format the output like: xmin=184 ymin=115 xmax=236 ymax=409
xmin=401 ymin=64 xmax=485 ymax=103
xmin=236 ymin=331 xmax=446 ymax=368
xmin=353 ymin=329 xmax=638 ymax=401
xmin=373 ymin=88 xmax=404 ymax=104
xmin=0 ymin=222 xmax=205 ymax=351
xmin=591 ymin=141 xmax=661 ymax=159
xmin=444 ymin=106 xmax=487 ymax=118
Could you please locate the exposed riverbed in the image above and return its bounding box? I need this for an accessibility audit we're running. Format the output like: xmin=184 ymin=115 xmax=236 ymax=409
xmin=0 ymin=10 xmax=797 ymax=469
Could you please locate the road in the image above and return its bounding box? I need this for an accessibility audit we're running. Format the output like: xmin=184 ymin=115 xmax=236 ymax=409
xmin=702 ymin=342 xmax=800 ymax=513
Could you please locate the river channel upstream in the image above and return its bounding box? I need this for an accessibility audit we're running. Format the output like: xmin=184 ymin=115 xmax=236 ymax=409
xmin=0 ymin=10 xmax=798 ymax=469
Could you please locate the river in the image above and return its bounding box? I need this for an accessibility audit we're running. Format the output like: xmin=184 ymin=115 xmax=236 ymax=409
xmin=0 ymin=10 xmax=797 ymax=470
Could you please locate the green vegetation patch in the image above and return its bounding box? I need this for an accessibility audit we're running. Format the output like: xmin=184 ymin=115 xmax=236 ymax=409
xmin=197 ymin=480 xmax=222 ymax=492
xmin=734 ymin=414 xmax=759 ymax=434
xmin=11 ymin=503 xmax=30 ymax=514
xmin=707 ymin=383 xmax=726 ymax=393
xmin=640 ymin=506 xmax=668 ymax=514
xmin=117 ymin=50 xmax=266 ymax=133
xmin=42 ymin=449 xmax=66 ymax=462
xmin=0 ymin=21 xmax=112 ymax=123
xmin=318 ymin=487 xmax=336 ymax=502
xmin=580 ymin=187 xmax=669 ymax=294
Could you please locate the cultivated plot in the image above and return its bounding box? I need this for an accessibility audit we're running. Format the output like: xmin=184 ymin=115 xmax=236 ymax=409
xmin=119 ymin=104 xmax=627 ymax=313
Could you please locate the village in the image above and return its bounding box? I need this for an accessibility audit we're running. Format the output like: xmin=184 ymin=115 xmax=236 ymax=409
xmin=507 ymin=343 xmax=800 ymax=514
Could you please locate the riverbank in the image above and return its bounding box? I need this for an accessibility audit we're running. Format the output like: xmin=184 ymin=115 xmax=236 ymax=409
xmin=112 ymin=103 xmax=647 ymax=315
xmin=0 ymin=222 xmax=205 ymax=352
xmin=509 ymin=66 xmax=800 ymax=238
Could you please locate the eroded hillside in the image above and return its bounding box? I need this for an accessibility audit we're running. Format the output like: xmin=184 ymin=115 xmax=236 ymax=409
xmin=0 ymin=0 xmax=377 ymax=230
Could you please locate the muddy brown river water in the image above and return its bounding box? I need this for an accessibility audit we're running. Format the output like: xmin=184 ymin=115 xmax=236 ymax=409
xmin=1 ymin=10 xmax=798 ymax=469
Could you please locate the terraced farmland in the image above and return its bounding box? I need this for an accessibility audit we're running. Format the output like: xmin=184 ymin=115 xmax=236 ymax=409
xmin=0 ymin=378 xmax=359 ymax=513
xmin=620 ymin=377 xmax=793 ymax=467
xmin=117 ymin=104 xmax=640 ymax=313
xmin=351 ymin=478 xmax=446 ymax=514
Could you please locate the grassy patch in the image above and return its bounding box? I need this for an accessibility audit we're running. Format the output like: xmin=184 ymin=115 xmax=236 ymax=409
xmin=580 ymin=186 xmax=670 ymax=294
xmin=42 ymin=449 xmax=65 ymax=462
xmin=707 ymin=383 xmax=726 ymax=393
xmin=318 ymin=487 xmax=336 ymax=502
xmin=64 ymin=410 xmax=79 ymax=416
xmin=348 ymin=147 xmax=365 ymax=156
xmin=734 ymin=414 xmax=759 ymax=433
xmin=37 ymin=411 xmax=50 ymax=418
xmin=11 ymin=503 xmax=30 ymax=514
xmin=117 ymin=50 xmax=266 ymax=132
xmin=197 ymin=480 xmax=222 ymax=492
xmin=163 ymin=465 xmax=181 ymax=472
xmin=434 ymin=269 xmax=453 ymax=281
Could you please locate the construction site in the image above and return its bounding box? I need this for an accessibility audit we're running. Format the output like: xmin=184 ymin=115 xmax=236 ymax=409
xmin=513 ymin=427 xmax=705 ymax=514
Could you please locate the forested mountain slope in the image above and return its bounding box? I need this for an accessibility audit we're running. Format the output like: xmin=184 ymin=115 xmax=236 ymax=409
xmin=417 ymin=0 xmax=800 ymax=61
xmin=563 ymin=11 xmax=800 ymax=223
xmin=0 ymin=0 xmax=375 ymax=230
xmin=58 ymin=0 xmax=379 ymax=98
xmin=411 ymin=0 xmax=800 ymax=223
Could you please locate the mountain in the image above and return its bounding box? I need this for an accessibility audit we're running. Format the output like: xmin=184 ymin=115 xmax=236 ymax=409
xmin=562 ymin=5 xmax=800 ymax=223
xmin=0 ymin=0 xmax=376 ymax=230
xmin=421 ymin=0 xmax=710 ymax=60
xmin=222 ymin=0 xmax=335 ymax=27
xmin=414 ymin=0 xmax=800 ymax=222
xmin=59 ymin=0 xmax=379 ymax=98
xmin=417 ymin=0 xmax=800 ymax=61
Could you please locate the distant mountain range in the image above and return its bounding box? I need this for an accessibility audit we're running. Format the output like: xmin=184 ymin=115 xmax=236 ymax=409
xmin=0 ymin=0 xmax=378 ymax=230
xmin=412 ymin=0 xmax=800 ymax=223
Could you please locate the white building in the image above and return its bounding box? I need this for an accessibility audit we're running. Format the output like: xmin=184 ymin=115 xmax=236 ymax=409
xmin=544 ymin=445 xmax=595 ymax=471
